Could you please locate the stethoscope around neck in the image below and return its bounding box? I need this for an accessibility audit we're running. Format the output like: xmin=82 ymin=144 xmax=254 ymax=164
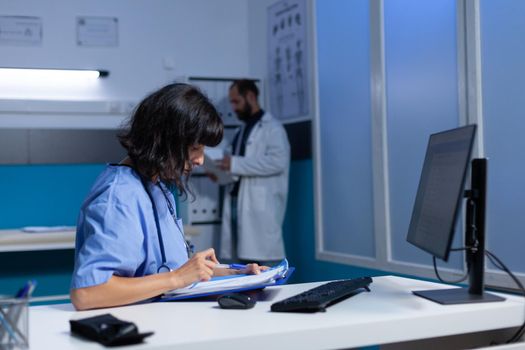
xmin=139 ymin=177 xmax=193 ymax=273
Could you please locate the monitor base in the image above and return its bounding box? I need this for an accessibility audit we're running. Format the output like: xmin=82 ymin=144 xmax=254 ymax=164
xmin=413 ymin=287 xmax=505 ymax=305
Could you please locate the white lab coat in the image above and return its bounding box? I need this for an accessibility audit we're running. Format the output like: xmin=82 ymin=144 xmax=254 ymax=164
xmin=220 ymin=112 xmax=290 ymax=261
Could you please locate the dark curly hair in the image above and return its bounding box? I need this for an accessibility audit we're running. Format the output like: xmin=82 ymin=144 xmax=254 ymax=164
xmin=230 ymin=79 xmax=259 ymax=97
xmin=118 ymin=83 xmax=223 ymax=197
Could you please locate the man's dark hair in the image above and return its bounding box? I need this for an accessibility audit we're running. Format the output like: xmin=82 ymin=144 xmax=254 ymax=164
xmin=118 ymin=83 xmax=223 ymax=197
xmin=230 ymin=79 xmax=259 ymax=98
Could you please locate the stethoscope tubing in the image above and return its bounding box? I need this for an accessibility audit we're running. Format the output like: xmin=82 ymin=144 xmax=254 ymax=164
xmin=140 ymin=178 xmax=190 ymax=273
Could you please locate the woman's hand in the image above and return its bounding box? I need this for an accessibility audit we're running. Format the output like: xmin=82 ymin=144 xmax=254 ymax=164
xmin=213 ymin=263 xmax=270 ymax=276
xmin=242 ymin=263 xmax=270 ymax=275
xmin=170 ymin=248 xmax=218 ymax=289
xmin=71 ymin=248 xmax=220 ymax=310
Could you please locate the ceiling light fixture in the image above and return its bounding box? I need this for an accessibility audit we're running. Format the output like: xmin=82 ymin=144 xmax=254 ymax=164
xmin=0 ymin=67 xmax=109 ymax=80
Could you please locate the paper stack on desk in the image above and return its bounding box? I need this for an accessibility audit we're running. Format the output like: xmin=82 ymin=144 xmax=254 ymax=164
xmin=161 ymin=259 xmax=290 ymax=300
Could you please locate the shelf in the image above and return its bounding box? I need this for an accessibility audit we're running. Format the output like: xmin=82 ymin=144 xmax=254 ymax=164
xmin=0 ymin=225 xmax=201 ymax=253
xmin=0 ymin=229 xmax=75 ymax=252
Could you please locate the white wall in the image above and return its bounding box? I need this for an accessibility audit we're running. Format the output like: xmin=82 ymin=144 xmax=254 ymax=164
xmin=247 ymin=0 xmax=274 ymax=91
xmin=0 ymin=0 xmax=250 ymax=128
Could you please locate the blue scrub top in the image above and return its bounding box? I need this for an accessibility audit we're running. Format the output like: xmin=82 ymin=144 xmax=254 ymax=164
xmin=71 ymin=165 xmax=189 ymax=289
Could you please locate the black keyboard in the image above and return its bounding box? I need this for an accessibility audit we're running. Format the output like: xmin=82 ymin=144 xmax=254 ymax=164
xmin=270 ymin=276 xmax=373 ymax=313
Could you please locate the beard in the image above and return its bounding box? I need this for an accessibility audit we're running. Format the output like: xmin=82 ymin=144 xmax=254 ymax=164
xmin=235 ymin=103 xmax=253 ymax=122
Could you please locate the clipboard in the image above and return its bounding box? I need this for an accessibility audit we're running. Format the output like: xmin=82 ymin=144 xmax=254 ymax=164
xmin=202 ymin=153 xmax=234 ymax=185
xmin=159 ymin=265 xmax=295 ymax=302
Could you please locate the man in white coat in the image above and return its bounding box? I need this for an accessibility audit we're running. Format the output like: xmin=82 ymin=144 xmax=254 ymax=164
xmin=216 ymin=79 xmax=290 ymax=266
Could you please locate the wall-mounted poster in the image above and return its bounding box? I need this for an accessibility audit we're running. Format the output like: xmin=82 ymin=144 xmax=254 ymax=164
xmin=77 ymin=16 xmax=118 ymax=47
xmin=0 ymin=16 xmax=42 ymax=46
xmin=268 ymin=0 xmax=309 ymax=121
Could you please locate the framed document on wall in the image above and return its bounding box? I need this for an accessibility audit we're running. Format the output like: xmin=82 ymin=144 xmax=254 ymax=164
xmin=267 ymin=0 xmax=310 ymax=121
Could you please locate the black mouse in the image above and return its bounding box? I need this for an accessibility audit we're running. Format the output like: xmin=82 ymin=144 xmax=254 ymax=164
xmin=218 ymin=293 xmax=256 ymax=309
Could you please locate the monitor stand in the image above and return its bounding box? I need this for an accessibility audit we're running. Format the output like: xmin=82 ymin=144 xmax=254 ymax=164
xmin=413 ymin=159 xmax=505 ymax=305
xmin=413 ymin=288 xmax=505 ymax=305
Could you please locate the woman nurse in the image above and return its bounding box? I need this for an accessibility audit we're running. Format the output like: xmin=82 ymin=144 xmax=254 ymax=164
xmin=70 ymin=84 xmax=263 ymax=310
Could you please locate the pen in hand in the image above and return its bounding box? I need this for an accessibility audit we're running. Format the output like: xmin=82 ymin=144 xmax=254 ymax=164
xmin=215 ymin=263 xmax=267 ymax=275
xmin=215 ymin=263 xmax=248 ymax=270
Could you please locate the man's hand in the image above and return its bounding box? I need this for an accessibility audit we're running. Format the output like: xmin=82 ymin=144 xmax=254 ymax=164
xmin=215 ymin=155 xmax=231 ymax=172
xmin=205 ymin=171 xmax=218 ymax=182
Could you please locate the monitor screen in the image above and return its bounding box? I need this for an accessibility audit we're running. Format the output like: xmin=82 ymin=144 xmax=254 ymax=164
xmin=407 ymin=125 xmax=476 ymax=261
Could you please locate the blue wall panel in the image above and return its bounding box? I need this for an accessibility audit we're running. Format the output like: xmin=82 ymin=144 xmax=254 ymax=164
xmin=480 ymin=0 xmax=525 ymax=273
xmin=0 ymin=164 xmax=104 ymax=296
xmin=0 ymin=250 xmax=74 ymax=297
xmin=0 ymin=164 xmax=104 ymax=229
xmin=316 ymin=0 xmax=375 ymax=258
xmin=283 ymin=160 xmax=386 ymax=283
xmin=384 ymin=0 xmax=463 ymax=268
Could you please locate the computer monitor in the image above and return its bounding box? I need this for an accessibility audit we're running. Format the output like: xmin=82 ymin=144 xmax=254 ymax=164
xmin=406 ymin=125 xmax=505 ymax=304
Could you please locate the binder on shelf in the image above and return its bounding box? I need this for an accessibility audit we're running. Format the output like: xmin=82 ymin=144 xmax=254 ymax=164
xmin=160 ymin=259 xmax=294 ymax=301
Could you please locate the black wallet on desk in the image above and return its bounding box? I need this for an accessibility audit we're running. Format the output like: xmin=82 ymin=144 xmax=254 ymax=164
xmin=70 ymin=313 xmax=154 ymax=347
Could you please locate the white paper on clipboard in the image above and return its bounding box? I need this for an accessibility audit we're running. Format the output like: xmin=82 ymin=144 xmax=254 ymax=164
xmin=203 ymin=150 xmax=234 ymax=185
xmin=162 ymin=259 xmax=289 ymax=299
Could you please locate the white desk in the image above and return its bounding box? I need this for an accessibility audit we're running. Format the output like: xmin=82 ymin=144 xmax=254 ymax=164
xmin=29 ymin=276 xmax=524 ymax=349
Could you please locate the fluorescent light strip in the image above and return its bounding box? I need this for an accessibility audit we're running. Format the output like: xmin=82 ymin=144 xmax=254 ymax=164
xmin=0 ymin=68 xmax=108 ymax=80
